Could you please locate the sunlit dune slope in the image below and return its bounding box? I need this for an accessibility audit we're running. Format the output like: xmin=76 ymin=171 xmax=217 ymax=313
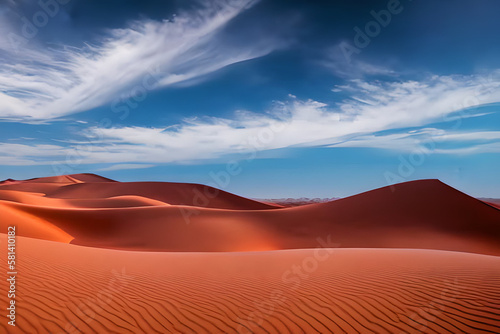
xmin=22 ymin=173 xmax=116 ymax=184
xmin=0 ymin=173 xmax=277 ymax=210
xmin=0 ymin=176 xmax=498 ymax=254
xmin=45 ymin=181 xmax=279 ymax=210
xmin=0 ymin=235 xmax=499 ymax=334
xmin=0 ymin=173 xmax=115 ymax=194
xmin=0 ymin=203 xmax=73 ymax=243
xmin=0 ymin=190 xmax=169 ymax=208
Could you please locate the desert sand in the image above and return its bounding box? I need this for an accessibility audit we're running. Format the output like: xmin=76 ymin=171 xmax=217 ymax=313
xmin=0 ymin=175 xmax=499 ymax=254
xmin=0 ymin=235 xmax=499 ymax=333
xmin=0 ymin=174 xmax=499 ymax=333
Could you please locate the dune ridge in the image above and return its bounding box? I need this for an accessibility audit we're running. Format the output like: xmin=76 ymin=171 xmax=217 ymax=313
xmin=0 ymin=174 xmax=499 ymax=333
xmin=0 ymin=175 xmax=499 ymax=254
xmin=0 ymin=190 xmax=169 ymax=208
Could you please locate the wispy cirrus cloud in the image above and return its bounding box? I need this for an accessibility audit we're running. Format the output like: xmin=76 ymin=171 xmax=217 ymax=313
xmin=83 ymin=71 xmax=500 ymax=162
xmin=322 ymin=44 xmax=397 ymax=79
xmin=0 ymin=0 xmax=282 ymax=121
xmin=1 ymin=72 xmax=500 ymax=166
xmin=0 ymin=143 xmax=64 ymax=165
xmin=331 ymin=128 xmax=500 ymax=153
xmin=97 ymin=164 xmax=156 ymax=172
xmin=77 ymin=72 xmax=500 ymax=162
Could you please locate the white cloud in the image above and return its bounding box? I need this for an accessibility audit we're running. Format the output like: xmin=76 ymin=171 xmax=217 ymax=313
xmin=0 ymin=143 xmax=64 ymax=165
xmin=433 ymin=142 xmax=500 ymax=154
xmin=331 ymin=128 xmax=500 ymax=154
xmin=97 ymin=164 xmax=156 ymax=172
xmin=435 ymin=131 xmax=500 ymax=142
xmin=80 ymin=73 xmax=500 ymax=163
xmin=327 ymin=59 xmax=396 ymax=79
xmin=1 ymin=73 xmax=500 ymax=166
xmin=323 ymin=43 xmax=397 ymax=79
xmin=0 ymin=0 xmax=280 ymax=121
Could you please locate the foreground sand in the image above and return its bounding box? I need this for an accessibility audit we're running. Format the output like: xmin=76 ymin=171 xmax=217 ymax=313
xmin=1 ymin=174 xmax=499 ymax=333
xmin=0 ymin=235 xmax=499 ymax=334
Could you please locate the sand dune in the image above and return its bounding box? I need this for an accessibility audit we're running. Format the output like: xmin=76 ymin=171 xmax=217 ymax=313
xmin=0 ymin=176 xmax=499 ymax=254
xmin=0 ymin=202 xmax=73 ymax=243
xmin=1 ymin=235 xmax=499 ymax=334
xmin=45 ymin=181 xmax=279 ymax=210
xmin=0 ymin=174 xmax=499 ymax=333
xmin=481 ymin=198 xmax=500 ymax=210
xmin=488 ymin=202 xmax=500 ymax=209
xmin=0 ymin=190 xmax=169 ymax=208
xmin=0 ymin=182 xmax=74 ymax=194
xmin=0 ymin=178 xmax=20 ymax=186
xmin=0 ymin=174 xmax=277 ymax=210
xmin=0 ymin=174 xmax=114 ymax=194
xmin=22 ymin=173 xmax=116 ymax=184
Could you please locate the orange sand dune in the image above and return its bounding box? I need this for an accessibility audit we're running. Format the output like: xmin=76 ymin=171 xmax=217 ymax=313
xmin=0 ymin=173 xmax=115 ymax=194
xmin=0 ymin=178 xmax=19 ymax=185
xmin=482 ymin=199 xmax=500 ymax=210
xmin=0 ymin=235 xmax=499 ymax=334
xmin=488 ymin=202 xmax=500 ymax=209
xmin=0 ymin=174 xmax=277 ymax=210
xmin=22 ymin=173 xmax=116 ymax=184
xmin=0 ymin=203 xmax=73 ymax=243
xmin=0 ymin=182 xmax=74 ymax=194
xmin=1 ymin=177 xmax=499 ymax=254
xmin=0 ymin=190 xmax=169 ymax=208
xmin=45 ymin=181 xmax=279 ymax=210
xmin=1 ymin=175 xmax=499 ymax=333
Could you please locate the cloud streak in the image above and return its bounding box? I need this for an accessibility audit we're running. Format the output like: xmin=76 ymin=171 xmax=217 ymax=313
xmin=0 ymin=0 xmax=279 ymax=121
xmin=331 ymin=128 xmax=500 ymax=154
xmin=97 ymin=164 xmax=156 ymax=172
xmin=76 ymin=72 xmax=500 ymax=162
xmin=1 ymin=72 xmax=499 ymax=166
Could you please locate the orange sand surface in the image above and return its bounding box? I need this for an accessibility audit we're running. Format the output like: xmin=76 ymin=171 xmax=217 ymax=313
xmin=0 ymin=235 xmax=499 ymax=334
xmin=1 ymin=174 xmax=499 ymax=333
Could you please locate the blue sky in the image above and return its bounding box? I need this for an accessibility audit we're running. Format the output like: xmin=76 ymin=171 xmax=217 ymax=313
xmin=0 ymin=0 xmax=500 ymax=198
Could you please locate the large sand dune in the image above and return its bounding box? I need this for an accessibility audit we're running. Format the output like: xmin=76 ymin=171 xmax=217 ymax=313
xmin=0 ymin=175 xmax=499 ymax=254
xmin=0 ymin=174 xmax=499 ymax=333
xmin=1 ymin=174 xmax=275 ymax=210
xmin=0 ymin=235 xmax=499 ymax=334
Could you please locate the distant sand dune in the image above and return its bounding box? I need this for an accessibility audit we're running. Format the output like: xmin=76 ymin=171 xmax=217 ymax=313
xmin=0 ymin=174 xmax=499 ymax=333
xmin=0 ymin=176 xmax=499 ymax=254
xmin=45 ymin=181 xmax=279 ymax=210
xmin=22 ymin=173 xmax=116 ymax=184
xmin=0 ymin=190 xmax=169 ymax=208
xmin=0 ymin=235 xmax=499 ymax=334
xmin=482 ymin=200 xmax=500 ymax=210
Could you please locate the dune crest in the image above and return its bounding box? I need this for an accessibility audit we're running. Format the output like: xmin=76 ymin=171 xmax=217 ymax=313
xmin=0 ymin=175 xmax=499 ymax=333
xmin=0 ymin=175 xmax=498 ymax=254
xmin=0 ymin=203 xmax=73 ymax=243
